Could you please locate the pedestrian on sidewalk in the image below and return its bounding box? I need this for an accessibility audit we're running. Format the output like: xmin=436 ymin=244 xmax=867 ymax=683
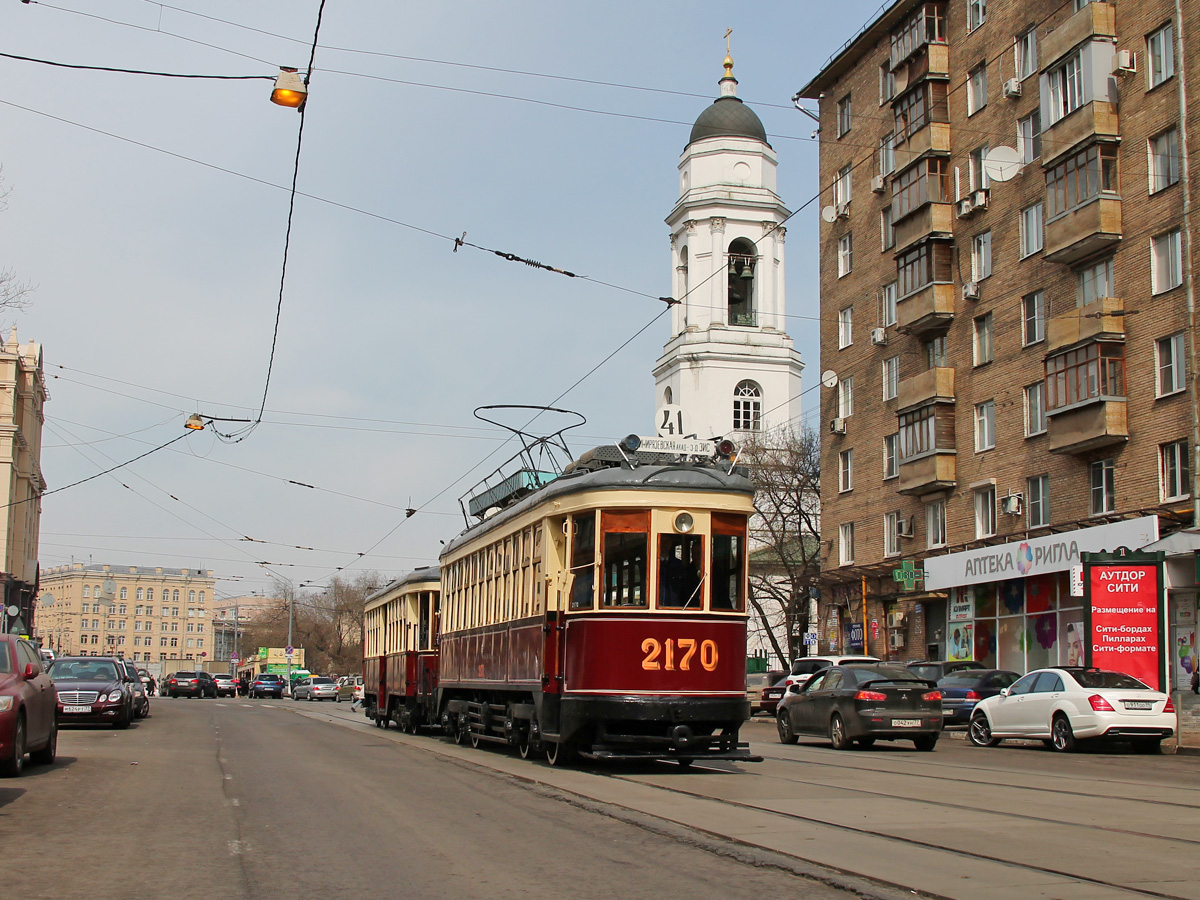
xmin=1191 ymin=666 xmax=1198 ymax=695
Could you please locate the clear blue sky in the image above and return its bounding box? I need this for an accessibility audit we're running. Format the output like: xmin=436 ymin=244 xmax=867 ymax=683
xmin=0 ymin=0 xmax=887 ymax=597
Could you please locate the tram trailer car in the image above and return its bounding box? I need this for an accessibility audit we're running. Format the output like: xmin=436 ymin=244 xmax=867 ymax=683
xmin=361 ymin=567 xmax=441 ymax=730
xmin=436 ymin=442 xmax=760 ymax=766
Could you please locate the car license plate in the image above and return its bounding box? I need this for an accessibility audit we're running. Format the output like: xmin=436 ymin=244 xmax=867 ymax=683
xmin=63 ymin=705 xmax=92 ymax=713
xmin=1124 ymin=701 xmax=1153 ymax=710
xmin=892 ymin=718 xmax=921 ymax=727
xmin=943 ymin=708 xmax=954 ymax=716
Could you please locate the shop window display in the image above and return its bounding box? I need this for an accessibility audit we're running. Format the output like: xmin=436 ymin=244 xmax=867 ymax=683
xmin=954 ymin=572 xmax=1081 ymax=674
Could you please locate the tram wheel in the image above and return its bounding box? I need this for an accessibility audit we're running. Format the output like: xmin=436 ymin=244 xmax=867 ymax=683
xmin=452 ymin=721 xmax=466 ymax=745
xmin=676 ymin=758 xmax=694 ymax=769
xmin=469 ymin=731 xmax=481 ymax=749
xmin=544 ymin=740 xmax=576 ymax=767
xmin=517 ymin=732 xmax=532 ymax=759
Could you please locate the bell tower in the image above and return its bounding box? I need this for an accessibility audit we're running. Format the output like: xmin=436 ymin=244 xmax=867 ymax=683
xmin=652 ymin=52 xmax=804 ymax=441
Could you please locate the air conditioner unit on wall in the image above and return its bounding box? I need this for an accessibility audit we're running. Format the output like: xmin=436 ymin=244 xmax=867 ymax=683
xmin=971 ymin=188 xmax=990 ymax=210
xmin=871 ymin=327 xmax=887 ymax=346
xmin=830 ymin=417 xmax=847 ymax=435
xmin=956 ymin=198 xmax=974 ymax=218
xmin=1001 ymin=494 xmax=1024 ymax=515
xmin=1003 ymin=78 xmax=1022 ymax=98
xmin=896 ymin=517 xmax=913 ymax=537
xmin=887 ymin=610 xmax=907 ymax=628
xmin=871 ymin=175 xmax=886 ymax=193
xmin=836 ymin=202 xmax=851 ymax=219
xmin=962 ymin=281 xmax=981 ymax=301
xmin=889 ymin=631 xmax=906 ymax=649
xmin=1115 ymin=49 xmax=1137 ymax=76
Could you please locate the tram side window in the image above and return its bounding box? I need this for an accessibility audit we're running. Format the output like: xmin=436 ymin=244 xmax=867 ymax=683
xmin=601 ymin=510 xmax=649 ymax=608
xmin=711 ymin=513 xmax=747 ymax=611
xmin=419 ymin=593 xmax=431 ymax=649
xmin=570 ymin=513 xmax=597 ymax=609
xmin=658 ymin=535 xmax=704 ymax=608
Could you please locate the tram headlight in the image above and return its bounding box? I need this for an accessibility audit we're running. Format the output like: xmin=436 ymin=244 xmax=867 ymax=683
xmin=673 ymin=512 xmax=695 ymax=534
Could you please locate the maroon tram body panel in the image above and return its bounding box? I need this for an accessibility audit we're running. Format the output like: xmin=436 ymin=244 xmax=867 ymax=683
xmin=439 ymin=615 xmax=545 ymax=688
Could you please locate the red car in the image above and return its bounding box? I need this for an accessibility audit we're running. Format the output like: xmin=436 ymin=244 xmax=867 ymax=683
xmin=0 ymin=635 xmax=58 ymax=776
xmin=47 ymin=656 xmax=135 ymax=729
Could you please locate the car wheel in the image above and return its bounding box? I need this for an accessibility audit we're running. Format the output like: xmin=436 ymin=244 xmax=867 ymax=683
xmin=0 ymin=713 xmax=26 ymax=777
xmin=1050 ymin=714 xmax=1077 ymax=752
xmin=968 ymin=712 xmax=1001 ymax=747
xmin=114 ymin=708 xmax=132 ymax=730
xmin=307 ymin=694 xmax=314 ymax=702
xmin=335 ymin=695 xmax=341 ymax=703
xmin=30 ymin=716 xmax=57 ymax=766
xmin=1133 ymin=739 xmax=1162 ymax=755
xmin=913 ymin=734 xmax=938 ymax=752
xmin=776 ymin=710 xmax=798 ymax=745
xmin=829 ymin=714 xmax=852 ymax=751
xmin=856 ymin=737 xmax=876 ymax=749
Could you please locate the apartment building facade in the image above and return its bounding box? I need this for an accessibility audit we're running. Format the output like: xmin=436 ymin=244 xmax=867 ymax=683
xmin=799 ymin=0 xmax=1198 ymax=683
xmin=37 ymin=563 xmax=217 ymax=665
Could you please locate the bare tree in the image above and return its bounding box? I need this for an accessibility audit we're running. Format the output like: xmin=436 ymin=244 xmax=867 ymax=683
xmin=0 ymin=171 xmax=33 ymax=317
xmin=742 ymin=425 xmax=822 ymax=669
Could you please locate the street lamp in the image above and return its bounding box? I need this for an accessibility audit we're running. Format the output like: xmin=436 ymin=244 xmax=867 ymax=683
xmin=270 ymin=67 xmax=307 ymax=110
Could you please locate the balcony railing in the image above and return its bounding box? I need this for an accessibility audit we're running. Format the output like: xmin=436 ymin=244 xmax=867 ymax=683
xmin=899 ymin=451 xmax=956 ymax=495
xmin=896 ymin=283 xmax=955 ymax=335
xmin=897 ymin=367 xmax=955 ymax=413
xmin=1040 ymin=1 xmax=1116 ymax=70
xmin=1048 ymin=399 xmax=1128 ymax=453
xmin=1046 ymin=296 xmax=1124 ymax=353
xmin=894 ymin=202 xmax=954 ymax=252
xmin=729 ymin=311 xmax=758 ymax=327
xmin=1044 ymin=196 xmax=1122 ymax=265
xmin=1042 ymin=101 xmax=1120 ymax=165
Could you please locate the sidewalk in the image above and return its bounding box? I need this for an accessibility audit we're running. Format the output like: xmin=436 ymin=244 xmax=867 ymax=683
xmin=1176 ymin=690 xmax=1200 ymax=753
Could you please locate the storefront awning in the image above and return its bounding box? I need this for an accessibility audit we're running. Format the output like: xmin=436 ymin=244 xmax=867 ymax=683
xmin=1141 ymin=528 xmax=1200 ymax=557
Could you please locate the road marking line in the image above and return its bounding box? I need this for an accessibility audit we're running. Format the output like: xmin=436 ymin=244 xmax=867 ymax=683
xmin=230 ymin=798 xmax=240 ymax=807
xmin=214 ymin=703 xmax=226 ymax=707
xmin=228 ymin=840 xmax=245 ymax=855
xmin=241 ymin=704 xmax=253 ymax=708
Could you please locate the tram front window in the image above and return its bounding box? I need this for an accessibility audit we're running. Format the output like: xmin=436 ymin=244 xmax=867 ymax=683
xmin=570 ymin=513 xmax=596 ymax=610
xmin=658 ymin=534 xmax=704 ymax=608
xmin=711 ymin=532 xmax=746 ymax=611
xmin=602 ymin=533 xmax=647 ymax=607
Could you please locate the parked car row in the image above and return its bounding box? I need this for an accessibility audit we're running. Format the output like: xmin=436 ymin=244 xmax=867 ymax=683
xmin=292 ymin=676 xmax=338 ymax=701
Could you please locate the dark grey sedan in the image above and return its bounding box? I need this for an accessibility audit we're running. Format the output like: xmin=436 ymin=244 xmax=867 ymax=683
xmin=776 ymin=664 xmax=943 ymax=751
xmin=937 ymin=669 xmax=1020 ymax=726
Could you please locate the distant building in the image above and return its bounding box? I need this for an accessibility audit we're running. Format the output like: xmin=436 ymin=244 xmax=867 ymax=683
xmin=37 ymin=563 xmax=216 ymax=665
xmin=0 ymin=328 xmax=45 ymax=638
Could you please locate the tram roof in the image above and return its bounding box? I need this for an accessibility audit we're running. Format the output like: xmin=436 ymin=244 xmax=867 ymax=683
xmin=441 ymin=461 xmax=754 ymax=558
xmin=363 ymin=565 xmax=441 ymax=607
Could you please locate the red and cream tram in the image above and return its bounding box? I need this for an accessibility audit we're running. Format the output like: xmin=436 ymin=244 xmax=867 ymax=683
xmin=361 ymin=567 xmax=440 ymax=730
xmin=435 ymin=438 xmax=759 ymax=765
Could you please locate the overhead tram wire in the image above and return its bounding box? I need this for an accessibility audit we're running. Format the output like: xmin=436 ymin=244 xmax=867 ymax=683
xmin=0 ymin=52 xmax=273 ymax=80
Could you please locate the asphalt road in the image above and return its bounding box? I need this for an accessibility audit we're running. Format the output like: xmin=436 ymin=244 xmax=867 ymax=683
xmin=7 ymin=698 xmax=1200 ymax=900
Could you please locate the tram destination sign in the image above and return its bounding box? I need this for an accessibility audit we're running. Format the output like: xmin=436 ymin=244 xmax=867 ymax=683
xmin=631 ymin=436 xmax=714 ymax=456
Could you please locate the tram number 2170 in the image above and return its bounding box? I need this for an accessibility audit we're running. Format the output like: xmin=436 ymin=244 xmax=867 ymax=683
xmin=641 ymin=637 xmax=719 ymax=672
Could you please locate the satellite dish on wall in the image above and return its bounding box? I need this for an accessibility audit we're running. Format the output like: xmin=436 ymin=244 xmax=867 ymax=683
xmin=982 ymin=146 xmax=1022 ymax=183
xmin=821 ymin=369 xmax=839 ymax=389
xmin=820 ymin=205 xmax=837 ymax=224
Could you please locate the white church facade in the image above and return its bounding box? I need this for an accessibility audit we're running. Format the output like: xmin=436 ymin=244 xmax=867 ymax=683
xmin=652 ymin=55 xmax=804 ymax=443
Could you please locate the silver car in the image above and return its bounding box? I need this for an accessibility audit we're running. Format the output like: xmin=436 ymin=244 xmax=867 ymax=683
xmin=292 ymin=676 xmax=339 ymax=702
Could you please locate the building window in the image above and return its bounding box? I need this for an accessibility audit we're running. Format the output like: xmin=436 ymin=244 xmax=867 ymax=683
xmin=890 ymin=2 xmax=947 ymax=68
xmin=967 ymin=63 xmax=988 ymax=115
xmin=839 ymin=449 xmax=854 ymax=492
xmin=893 ymin=81 xmax=950 ymax=144
xmin=975 ymin=400 xmax=996 ymax=451
xmin=975 ymin=486 xmax=997 ymax=538
xmin=838 ymin=523 xmax=855 ymax=566
xmin=971 ymin=231 xmax=992 ymax=280
xmin=1019 ymin=204 xmax=1043 ymax=258
xmin=969 ymin=145 xmax=990 ymax=191
xmin=926 ymin=500 xmax=947 ymax=548
xmin=899 ymin=405 xmax=939 ymax=459
xmin=1157 ymin=333 xmax=1186 ymax=397
xmin=1025 ymin=382 xmax=1047 ymax=436
xmin=1015 ymin=29 xmax=1037 ymax=80
xmin=838 ymin=234 xmax=853 ymax=278
xmin=1022 ymin=291 xmax=1046 ymax=345
xmin=884 ymin=512 xmax=902 ymax=558
xmin=170 ymin=637 xmax=179 ymax=648
xmin=967 ymin=0 xmax=986 ymax=32
xmin=1076 ymin=258 xmax=1114 ymax=306
xmin=160 ymin=637 xmax=167 ymax=647
xmin=1046 ymin=342 xmax=1125 ymax=410
xmin=879 ymin=132 xmax=896 ymax=175
xmin=198 ymin=592 xmax=205 ymax=603
xmin=1046 ymin=144 xmax=1118 ymax=221
xmin=835 ymin=165 xmax=852 ymax=206
xmin=879 ymin=62 xmax=895 ymax=105
xmin=83 ymin=585 xmax=90 ymax=599
xmin=1147 ymin=23 xmax=1175 ymax=89
xmin=882 ymin=355 xmax=899 ymax=401
xmin=838 ymin=377 xmax=854 ymax=417
xmin=881 ymin=281 xmax=898 ymax=327
xmin=1152 ymin=230 xmax=1183 ymax=294
xmin=1046 ymin=51 xmax=1084 ymax=125
xmin=146 ymin=589 xmax=153 ymax=600
xmin=973 ymin=313 xmax=993 ymax=366
xmin=119 ymin=587 xmax=128 ymax=600
xmin=884 ymin=433 xmax=899 ymax=479
xmin=732 ymin=380 xmax=762 ymax=432
xmin=1149 ymin=128 xmax=1180 ymax=193
xmin=1161 ymin=441 xmax=1190 ymax=501
xmin=188 ymin=590 xmax=195 ymax=602
xmin=173 ymin=590 xmax=179 ymax=602
xmin=1027 ymin=475 xmax=1050 ymax=527
xmin=118 ymin=604 xmax=126 ymax=615
xmin=897 ymin=240 xmax=952 ymax=298
xmin=881 ymin=207 xmax=895 ymax=251
xmin=838 ymin=306 xmax=853 ymax=347
xmin=924 ymin=334 xmax=948 ymax=369
xmin=1090 ymin=459 xmax=1115 ymax=515
xmin=1018 ymin=111 xmax=1041 ymax=165
xmin=837 ymin=93 xmax=852 ymax=137
xmin=892 ymin=157 xmax=952 ymax=221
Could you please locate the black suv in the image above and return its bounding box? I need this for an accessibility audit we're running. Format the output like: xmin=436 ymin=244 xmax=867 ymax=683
xmin=249 ymin=673 xmax=285 ymax=699
xmin=167 ymin=671 xmax=217 ymax=698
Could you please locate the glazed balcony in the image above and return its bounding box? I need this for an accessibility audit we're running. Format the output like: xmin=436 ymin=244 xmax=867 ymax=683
xmin=894 ymin=121 xmax=951 ymax=172
xmin=897 ymin=283 xmax=955 ymax=336
xmin=1046 ymin=296 xmax=1124 ymax=353
xmin=1042 ymin=101 xmax=1120 ymax=165
xmin=1040 ymin=1 xmax=1116 ymax=70
xmin=1043 ymin=197 xmax=1122 ymax=265
xmin=897 ymin=367 xmax=955 ymax=413
xmin=894 ymin=202 xmax=954 ymax=252
xmin=899 ymin=451 xmax=956 ymax=496
xmin=1048 ymin=399 xmax=1128 ymax=454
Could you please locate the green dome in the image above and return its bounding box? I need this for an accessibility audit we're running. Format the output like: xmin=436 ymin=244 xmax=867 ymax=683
xmin=688 ymin=96 xmax=769 ymax=147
